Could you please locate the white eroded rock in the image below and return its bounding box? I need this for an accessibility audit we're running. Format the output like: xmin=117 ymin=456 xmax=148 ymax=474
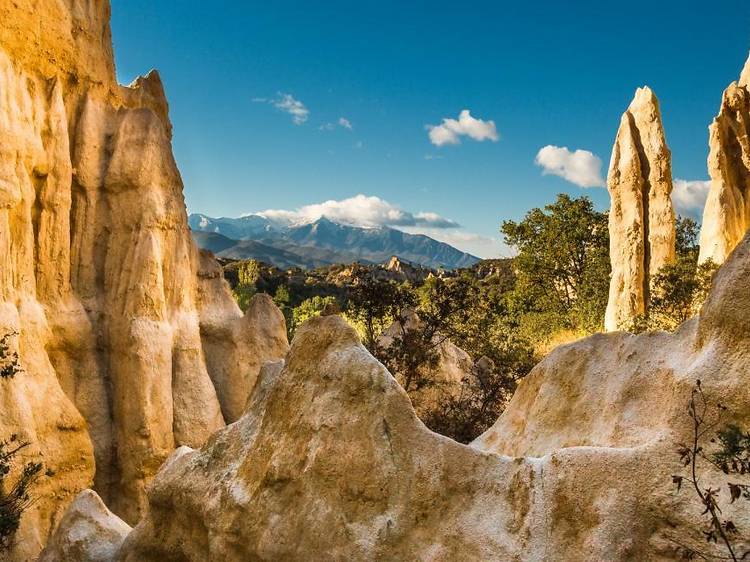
xmin=38 ymin=490 xmax=131 ymax=562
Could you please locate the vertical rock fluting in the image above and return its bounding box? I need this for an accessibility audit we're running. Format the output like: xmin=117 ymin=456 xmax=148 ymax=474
xmin=0 ymin=1 xmax=288 ymax=556
xmin=604 ymin=87 xmax=676 ymax=332
xmin=698 ymin=53 xmax=750 ymax=265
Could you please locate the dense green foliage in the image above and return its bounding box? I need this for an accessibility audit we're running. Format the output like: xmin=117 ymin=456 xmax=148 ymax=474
xmin=344 ymin=270 xmax=536 ymax=443
xmin=631 ymin=217 xmax=718 ymax=332
xmin=232 ymin=260 xmax=260 ymax=312
xmin=501 ymin=193 xmax=611 ymax=338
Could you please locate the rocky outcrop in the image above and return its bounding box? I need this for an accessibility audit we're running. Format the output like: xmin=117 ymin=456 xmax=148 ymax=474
xmin=605 ymin=87 xmax=676 ymax=331
xmin=109 ymin=227 xmax=750 ymax=560
xmin=699 ymin=53 xmax=750 ymax=265
xmin=38 ymin=490 xmax=131 ymax=562
xmin=197 ymin=251 xmax=289 ymax=423
xmin=0 ymin=1 xmax=287 ymax=556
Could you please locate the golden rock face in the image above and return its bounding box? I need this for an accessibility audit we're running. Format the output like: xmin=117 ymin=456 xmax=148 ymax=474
xmin=699 ymin=54 xmax=750 ymax=266
xmin=0 ymin=2 xmax=287 ymax=558
xmin=604 ymin=86 xmax=676 ymax=332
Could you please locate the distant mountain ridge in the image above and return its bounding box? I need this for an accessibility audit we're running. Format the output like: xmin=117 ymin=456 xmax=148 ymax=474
xmin=189 ymin=213 xmax=480 ymax=269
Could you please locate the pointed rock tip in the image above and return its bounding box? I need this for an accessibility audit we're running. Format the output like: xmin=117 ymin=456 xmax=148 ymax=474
xmin=629 ymin=86 xmax=658 ymax=110
xmin=739 ymin=51 xmax=750 ymax=88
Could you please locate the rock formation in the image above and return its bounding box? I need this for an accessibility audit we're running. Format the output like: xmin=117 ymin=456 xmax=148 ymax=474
xmin=605 ymin=87 xmax=676 ymax=332
xmin=699 ymin=53 xmax=750 ymax=265
xmin=38 ymin=490 xmax=131 ymax=562
xmin=0 ymin=1 xmax=287 ymax=557
xmin=61 ymin=229 xmax=748 ymax=560
xmin=6 ymin=1 xmax=750 ymax=561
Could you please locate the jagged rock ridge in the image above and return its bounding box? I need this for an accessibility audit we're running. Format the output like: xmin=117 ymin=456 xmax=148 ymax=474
xmin=605 ymin=87 xmax=676 ymax=331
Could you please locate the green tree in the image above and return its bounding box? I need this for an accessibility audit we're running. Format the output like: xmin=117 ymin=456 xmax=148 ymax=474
xmin=501 ymin=194 xmax=610 ymax=339
xmin=290 ymin=296 xmax=338 ymax=338
xmin=273 ymin=285 xmax=295 ymax=339
xmin=238 ymin=259 xmax=261 ymax=286
xmin=232 ymin=260 xmax=262 ymax=312
xmin=345 ymin=276 xmax=415 ymax=351
xmin=635 ymin=216 xmax=718 ymax=331
xmin=345 ymin=272 xmax=535 ymax=442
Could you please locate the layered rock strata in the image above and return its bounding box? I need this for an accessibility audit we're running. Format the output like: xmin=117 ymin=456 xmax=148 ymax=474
xmin=605 ymin=87 xmax=676 ymax=331
xmin=699 ymin=54 xmax=750 ymax=265
xmin=0 ymin=2 xmax=287 ymax=558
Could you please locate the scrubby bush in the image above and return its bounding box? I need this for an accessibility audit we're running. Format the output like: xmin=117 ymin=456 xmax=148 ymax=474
xmin=0 ymin=333 xmax=42 ymax=554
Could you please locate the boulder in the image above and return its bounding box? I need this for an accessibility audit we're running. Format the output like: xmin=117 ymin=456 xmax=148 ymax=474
xmin=38 ymin=490 xmax=130 ymax=562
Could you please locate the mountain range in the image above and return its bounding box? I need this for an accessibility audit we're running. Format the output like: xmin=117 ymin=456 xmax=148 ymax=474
xmin=188 ymin=214 xmax=481 ymax=269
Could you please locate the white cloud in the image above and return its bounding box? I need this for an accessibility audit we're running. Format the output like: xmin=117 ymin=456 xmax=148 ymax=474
xmin=427 ymin=110 xmax=499 ymax=147
xmin=673 ymin=179 xmax=711 ymax=218
xmin=320 ymin=117 xmax=353 ymax=132
xmin=272 ymin=93 xmax=309 ymax=125
xmin=534 ymin=145 xmax=605 ymax=188
xmin=399 ymin=226 xmax=510 ymax=259
xmin=256 ymin=194 xmax=460 ymax=229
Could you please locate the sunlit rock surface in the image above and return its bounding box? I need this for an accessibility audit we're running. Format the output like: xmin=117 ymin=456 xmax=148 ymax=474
xmin=605 ymin=87 xmax=676 ymax=331
xmin=39 ymin=490 xmax=131 ymax=562
xmin=0 ymin=2 xmax=287 ymax=557
xmin=699 ymin=53 xmax=750 ymax=265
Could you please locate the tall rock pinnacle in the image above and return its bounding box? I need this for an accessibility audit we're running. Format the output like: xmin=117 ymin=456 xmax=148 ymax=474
xmin=698 ymin=53 xmax=750 ymax=265
xmin=605 ymin=87 xmax=676 ymax=332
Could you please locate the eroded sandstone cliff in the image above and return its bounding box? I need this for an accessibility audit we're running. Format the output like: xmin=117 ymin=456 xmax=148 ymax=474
xmin=699 ymin=53 xmax=750 ymax=265
xmin=0 ymin=1 xmax=287 ymax=558
xmin=605 ymin=87 xmax=676 ymax=332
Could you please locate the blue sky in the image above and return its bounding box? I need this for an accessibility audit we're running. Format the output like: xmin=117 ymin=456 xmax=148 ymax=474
xmin=111 ymin=1 xmax=750 ymax=258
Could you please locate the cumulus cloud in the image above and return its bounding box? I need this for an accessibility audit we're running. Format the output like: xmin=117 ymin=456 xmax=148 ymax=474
xmin=672 ymin=179 xmax=711 ymax=218
xmin=256 ymin=194 xmax=460 ymax=229
xmin=270 ymin=93 xmax=309 ymax=125
xmin=427 ymin=110 xmax=499 ymax=147
xmin=534 ymin=145 xmax=605 ymax=188
xmin=338 ymin=117 xmax=353 ymax=130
